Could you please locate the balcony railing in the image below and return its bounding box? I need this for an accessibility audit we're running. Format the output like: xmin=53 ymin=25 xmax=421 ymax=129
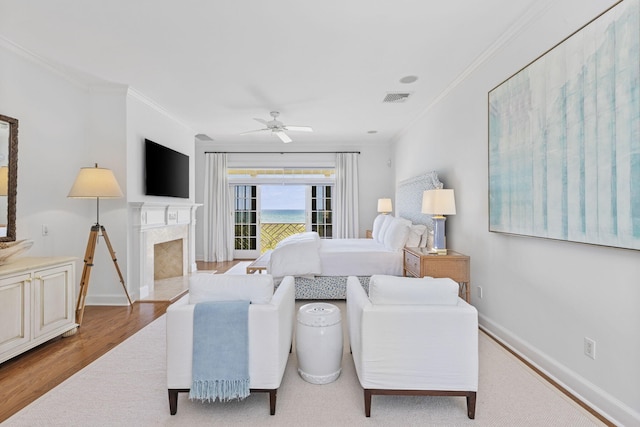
xmin=261 ymin=223 xmax=306 ymax=253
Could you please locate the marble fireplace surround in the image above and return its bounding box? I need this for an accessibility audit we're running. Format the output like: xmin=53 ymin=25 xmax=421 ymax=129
xmin=129 ymin=202 xmax=200 ymax=300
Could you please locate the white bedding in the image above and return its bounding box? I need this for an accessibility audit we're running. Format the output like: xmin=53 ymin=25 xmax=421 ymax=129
xmin=268 ymin=232 xmax=403 ymax=278
xmin=319 ymin=239 xmax=403 ymax=276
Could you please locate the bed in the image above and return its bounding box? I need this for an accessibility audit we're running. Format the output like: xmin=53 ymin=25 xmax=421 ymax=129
xmin=267 ymin=171 xmax=444 ymax=299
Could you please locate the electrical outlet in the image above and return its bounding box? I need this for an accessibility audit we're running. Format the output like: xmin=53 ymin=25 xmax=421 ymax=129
xmin=42 ymin=224 xmax=49 ymax=236
xmin=584 ymin=337 xmax=596 ymax=359
xmin=477 ymin=286 xmax=483 ymax=299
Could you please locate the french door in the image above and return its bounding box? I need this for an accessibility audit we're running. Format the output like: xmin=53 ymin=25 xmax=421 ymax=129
xmin=233 ymin=185 xmax=260 ymax=259
xmin=233 ymin=184 xmax=334 ymax=259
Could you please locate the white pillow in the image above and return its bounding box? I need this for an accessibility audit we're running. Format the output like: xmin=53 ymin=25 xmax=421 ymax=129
xmin=368 ymin=275 xmax=459 ymax=305
xmin=189 ymin=274 xmax=274 ymax=304
xmin=406 ymin=224 xmax=427 ymax=247
xmin=376 ymin=214 xmax=395 ymax=243
xmin=419 ymin=228 xmax=432 ymax=248
xmin=371 ymin=214 xmax=386 ymax=241
xmin=383 ymin=217 xmax=411 ymax=250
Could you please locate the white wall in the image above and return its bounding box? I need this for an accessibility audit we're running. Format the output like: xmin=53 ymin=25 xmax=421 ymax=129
xmin=393 ymin=0 xmax=639 ymax=425
xmin=0 ymin=40 xmax=94 ymax=298
xmin=124 ymin=90 xmax=195 ymax=300
xmin=193 ymin=141 xmax=394 ymax=261
xmin=125 ymin=90 xmax=195 ymax=203
xmin=0 ymin=41 xmax=197 ymax=305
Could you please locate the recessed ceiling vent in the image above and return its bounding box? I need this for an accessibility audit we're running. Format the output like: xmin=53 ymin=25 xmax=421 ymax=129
xmin=383 ymin=92 xmax=412 ymax=103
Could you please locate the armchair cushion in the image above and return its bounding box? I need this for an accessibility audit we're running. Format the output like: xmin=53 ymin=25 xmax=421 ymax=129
xmin=189 ymin=273 xmax=274 ymax=304
xmin=368 ymin=275 xmax=459 ymax=305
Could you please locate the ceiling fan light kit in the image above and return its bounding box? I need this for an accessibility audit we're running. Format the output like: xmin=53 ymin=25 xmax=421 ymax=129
xmin=241 ymin=111 xmax=313 ymax=143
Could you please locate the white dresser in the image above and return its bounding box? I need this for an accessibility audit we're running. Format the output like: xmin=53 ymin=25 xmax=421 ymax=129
xmin=0 ymin=257 xmax=77 ymax=364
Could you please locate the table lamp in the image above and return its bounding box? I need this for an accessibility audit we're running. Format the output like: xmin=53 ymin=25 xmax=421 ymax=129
xmin=422 ymin=189 xmax=456 ymax=254
xmin=0 ymin=166 xmax=8 ymax=196
xmin=377 ymin=198 xmax=392 ymax=215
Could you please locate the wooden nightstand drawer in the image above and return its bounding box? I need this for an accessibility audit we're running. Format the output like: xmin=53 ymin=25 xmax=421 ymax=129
xmin=403 ymin=250 xmax=420 ymax=277
xmin=423 ymin=259 xmax=469 ymax=283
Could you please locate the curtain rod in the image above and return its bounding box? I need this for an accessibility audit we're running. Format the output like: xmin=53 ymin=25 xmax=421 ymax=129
xmin=205 ymin=151 xmax=361 ymax=154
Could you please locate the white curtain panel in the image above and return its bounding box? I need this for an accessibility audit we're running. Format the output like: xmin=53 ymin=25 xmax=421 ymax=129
xmin=334 ymin=152 xmax=360 ymax=238
xmin=203 ymin=153 xmax=234 ymax=261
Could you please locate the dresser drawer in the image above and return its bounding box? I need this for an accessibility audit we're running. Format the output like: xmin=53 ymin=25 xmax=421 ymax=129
xmin=403 ymin=251 xmax=420 ymax=277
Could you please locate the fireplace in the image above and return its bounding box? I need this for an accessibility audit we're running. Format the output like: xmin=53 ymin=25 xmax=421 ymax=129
xmin=154 ymin=238 xmax=184 ymax=280
xmin=130 ymin=202 xmax=200 ymax=300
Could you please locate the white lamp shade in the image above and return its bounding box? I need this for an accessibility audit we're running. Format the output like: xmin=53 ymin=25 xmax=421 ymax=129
xmin=377 ymin=198 xmax=392 ymax=213
xmin=0 ymin=166 xmax=8 ymax=196
xmin=68 ymin=165 xmax=123 ymax=198
xmin=421 ymin=189 xmax=456 ymax=215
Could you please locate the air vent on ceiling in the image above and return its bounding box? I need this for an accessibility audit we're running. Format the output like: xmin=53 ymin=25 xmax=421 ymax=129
xmin=383 ymin=92 xmax=412 ymax=103
xmin=195 ymin=133 xmax=214 ymax=141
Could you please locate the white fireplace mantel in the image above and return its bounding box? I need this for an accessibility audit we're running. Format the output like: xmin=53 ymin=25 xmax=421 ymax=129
xmin=129 ymin=202 xmax=201 ymax=300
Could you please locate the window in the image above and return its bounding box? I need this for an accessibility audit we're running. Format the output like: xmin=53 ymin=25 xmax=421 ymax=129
xmin=229 ymin=169 xmax=335 ymax=255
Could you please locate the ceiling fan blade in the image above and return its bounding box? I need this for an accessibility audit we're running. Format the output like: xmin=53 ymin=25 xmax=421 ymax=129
xmin=253 ymin=118 xmax=269 ymax=125
xmin=274 ymin=131 xmax=292 ymax=143
xmin=284 ymin=125 xmax=313 ymax=132
xmin=240 ymin=128 xmax=269 ymax=135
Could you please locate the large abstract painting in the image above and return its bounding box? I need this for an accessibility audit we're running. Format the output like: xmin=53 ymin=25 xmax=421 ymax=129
xmin=489 ymin=0 xmax=640 ymax=250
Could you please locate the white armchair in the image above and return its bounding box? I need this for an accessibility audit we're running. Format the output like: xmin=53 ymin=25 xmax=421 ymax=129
xmin=346 ymin=275 xmax=478 ymax=418
xmin=166 ymin=274 xmax=295 ymax=415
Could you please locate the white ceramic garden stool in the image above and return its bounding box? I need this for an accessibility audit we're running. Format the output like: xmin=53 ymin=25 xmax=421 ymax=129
xmin=295 ymin=302 xmax=343 ymax=384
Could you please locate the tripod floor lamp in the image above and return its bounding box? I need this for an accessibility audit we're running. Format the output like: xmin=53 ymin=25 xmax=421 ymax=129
xmin=68 ymin=163 xmax=132 ymax=326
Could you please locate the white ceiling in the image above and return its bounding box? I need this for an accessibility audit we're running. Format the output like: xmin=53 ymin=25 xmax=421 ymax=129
xmin=0 ymin=0 xmax=544 ymax=148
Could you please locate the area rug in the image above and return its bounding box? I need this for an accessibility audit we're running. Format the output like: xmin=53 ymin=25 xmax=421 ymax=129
xmin=223 ymin=261 xmax=252 ymax=275
xmin=4 ymin=303 xmax=603 ymax=426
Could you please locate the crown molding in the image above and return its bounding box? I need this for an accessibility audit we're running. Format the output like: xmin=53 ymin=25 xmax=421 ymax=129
xmin=126 ymin=87 xmax=194 ymax=132
xmin=0 ymin=35 xmax=96 ymax=90
xmin=391 ymin=0 xmax=556 ymax=144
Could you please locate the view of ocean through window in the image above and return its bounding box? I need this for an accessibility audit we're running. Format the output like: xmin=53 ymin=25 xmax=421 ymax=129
xmin=261 ymin=209 xmax=306 ymax=223
xmin=261 ymin=185 xmax=306 ymax=223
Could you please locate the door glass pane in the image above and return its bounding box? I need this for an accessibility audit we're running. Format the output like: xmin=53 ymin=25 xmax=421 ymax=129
xmin=234 ymin=185 xmax=257 ymax=251
xmin=311 ymin=185 xmax=333 ymax=238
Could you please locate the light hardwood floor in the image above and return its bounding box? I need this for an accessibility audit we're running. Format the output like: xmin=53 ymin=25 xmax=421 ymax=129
xmin=0 ymin=260 xmax=241 ymax=423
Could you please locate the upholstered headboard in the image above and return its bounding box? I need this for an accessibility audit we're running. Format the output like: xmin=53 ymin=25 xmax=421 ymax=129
xmin=396 ymin=171 xmax=443 ymax=229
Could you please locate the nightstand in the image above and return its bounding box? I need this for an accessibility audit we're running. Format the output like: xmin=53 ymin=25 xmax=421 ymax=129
xmin=403 ymin=247 xmax=471 ymax=303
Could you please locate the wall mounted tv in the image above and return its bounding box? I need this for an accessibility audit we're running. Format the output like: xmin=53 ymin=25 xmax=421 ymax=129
xmin=144 ymin=138 xmax=189 ymax=198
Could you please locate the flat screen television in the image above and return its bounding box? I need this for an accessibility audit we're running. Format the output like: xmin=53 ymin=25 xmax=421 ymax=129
xmin=144 ymin=139 xmax=189 ymax=198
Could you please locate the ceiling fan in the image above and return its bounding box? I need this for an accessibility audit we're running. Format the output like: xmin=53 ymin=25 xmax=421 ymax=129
xmin=240 ymin=111 xmax=313 ymax=143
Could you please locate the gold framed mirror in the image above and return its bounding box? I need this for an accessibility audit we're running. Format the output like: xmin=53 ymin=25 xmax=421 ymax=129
xmin=0 ymin=114 xmax=18 ymax=242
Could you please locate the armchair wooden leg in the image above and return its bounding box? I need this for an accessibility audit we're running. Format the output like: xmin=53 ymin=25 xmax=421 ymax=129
xmin=269 ymin=389 xmax=277 ymax=415
xmin=168 ymin=389 xmax=179 ymax=415
xmin=168 ymin=388 xmax=189 ymax=415
xmin=467 ymin=391 xmax=477 ymax=419
xmin=364 ymin=389 xmax=372 ymax=417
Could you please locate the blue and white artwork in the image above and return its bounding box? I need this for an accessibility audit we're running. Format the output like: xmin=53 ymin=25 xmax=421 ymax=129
xmin=489 ymin=0 xmax=640 ymax=250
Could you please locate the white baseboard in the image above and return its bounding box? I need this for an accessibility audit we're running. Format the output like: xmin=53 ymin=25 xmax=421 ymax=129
xmin=139 ymin=284 xmax=150 ymax=300
xmin=479 ymin=314 xmax=638 ymax=427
